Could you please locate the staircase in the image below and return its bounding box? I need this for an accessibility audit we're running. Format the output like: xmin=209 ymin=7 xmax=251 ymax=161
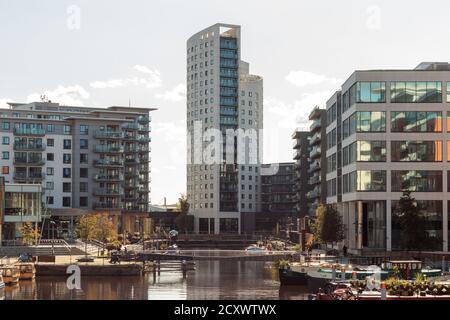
xmin=0 ymin=239 xmax=84 ymax=257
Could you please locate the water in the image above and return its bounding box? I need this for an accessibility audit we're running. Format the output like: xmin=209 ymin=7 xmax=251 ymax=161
xmin=2 ymin=260 xmax=309 ymax=300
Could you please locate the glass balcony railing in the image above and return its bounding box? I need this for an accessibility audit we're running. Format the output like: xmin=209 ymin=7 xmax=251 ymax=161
xmin=93 ymin=159 xmax=124 ymax=167
xmin=93 ymin=174 xmax=123 ymax=181
xmin=14 ymin=157 xmax=45 ymax=166
xmin=94 ymin=131 xmax=124 ymax=139
xmin=93 ymin=202 xmax=122 ymax=210
xmin=94 ymin=145 xmax=124 ymax=153
xmin=13 ymin=143 xmax=46 ymax=151
xmin=14 ymin=172 xmax=45 ymax=180
xmin=13 ymin=128 xmax=46 ymax=136
xmin=121 ymin=123 xmax=139 ymax=130
xmin=137 ymin=136 xmax=151 ymax=143
xmin=93 ymin=188 xmax=124 ymax=196
xmin=137 ymin=115 xmax=150 ymax=123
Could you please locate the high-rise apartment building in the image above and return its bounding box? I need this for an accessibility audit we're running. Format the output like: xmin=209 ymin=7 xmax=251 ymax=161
xmin=326 ymin=62 xmax=450 ymax=253
xmin=186 ymin=24 xmax=263 ymax=234
xmin=0 ymin=101 xmax=155 ymax=240
xmin=292 ymin=130 xmax=312 ymax=217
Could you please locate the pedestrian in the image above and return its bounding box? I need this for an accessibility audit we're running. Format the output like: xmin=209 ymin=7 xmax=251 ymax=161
xmin=342 ymin=245 xmax=348 ymax=257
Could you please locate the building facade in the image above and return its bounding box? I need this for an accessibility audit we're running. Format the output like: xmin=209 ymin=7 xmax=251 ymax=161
xmin=0 ymin=101 xmax=155 ymax=240
xmin=326 ymin=62 xmax=450 ymax=252
xmin=307 ymin=107 xmax=327 ymax=216
xmin=292 ymin=130 xmax=312 ymax=217
xmin=186 ymin=24 xmax=263 ymax=234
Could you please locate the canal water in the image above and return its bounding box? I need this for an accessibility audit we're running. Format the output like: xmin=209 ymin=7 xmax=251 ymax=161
xmin=3 ymin=260 xmax=309 ymax=300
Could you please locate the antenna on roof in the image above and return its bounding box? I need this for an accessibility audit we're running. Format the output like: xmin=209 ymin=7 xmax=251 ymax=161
xmin=40 ymin=95 xmax=49 ymax=102
xmin=128 ymin=98 xmax=131 ymax=107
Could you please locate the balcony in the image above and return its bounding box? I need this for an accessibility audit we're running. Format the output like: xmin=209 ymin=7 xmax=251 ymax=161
xmin=93 ymin=174 xmax=123 ymax=182
xmin=137 ymin=146 xmax=150 ymax=153
xmin=309 ymin=174 xmax=321 ymax=185
xmin=124 ymin=158 xmax=139 ymax=165
xmin=293 ymin=149 xmax=301 ymax=160
xmin=307 ymin=187 xmax=321 ymax=200
xmin=93 ymin=159 xmax=124 ymax=167
xmin=124 ymin=183 xmax=138 ymax=189
xmin=94 ymin=145 xmax=124 ymax=153
xmin=93 ymin=202 xmax=122 ymax=210
xmin=138 ymin=167 xmax=150 ymax=174
xmin=14 ymin=157 xmax=45 ymax=166
xmin=310 ymin=119 xmax=322 ymax=132
xmin=124 ymin=171 xmax=138 ymax=178
xmin=93 ymin=188 xmax=124 ymax=196
xmin=13 ymin=143 xmax=46 ymax=151
xmin=123 ymin=134 xmax=138 ymax=141
xmin=137 ymin=136 xmax=151 ymax=143
xmin=138 ymin=125 xmax=150 ymax=132
xmin=308 ymin=161 xmax=321 ymax=173
xmin=94 ymin=131 xmax=124 ymax=139
xmin=137 ymin=115 xmax=150 ymax=124
xmin=309 ymin=132 xmax=321 ymax=146
xmin=309 ymin=107 xmax=322 ymax=121
xmin=13 ymin=128 xmax=46 ymax=136
xmin=14 ymin=172 xmax=45 ymax=180
xmin=123 ymin=147 xmax=138 ymax=153
xmin=310 ymin=147 xmax=321 ymax=159
xmin=137 ymin=187 xmax=148 ymax=193
xmin=137 ymin=198 xmax=148 ymax=205
xmin=121 ymin=123 xmax=139 ymax=130
xmin=292 ymin=139 xmax=301 ymax=149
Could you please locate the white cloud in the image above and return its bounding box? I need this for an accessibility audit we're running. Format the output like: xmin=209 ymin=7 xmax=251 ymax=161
xmin=285 ymin=70 xmax=342 ymax=87
xmin=26 ymin=85 xmax=90 ymax=106
xmin=90 ymin=65 xmax=162 ymax=89
xmin=156 ymin=84 xmax=186 ymax=102
xmin=266 ymin=90 xmax=334 ymax=129
xmin=0 ymin=98 xmax=13 ymax=107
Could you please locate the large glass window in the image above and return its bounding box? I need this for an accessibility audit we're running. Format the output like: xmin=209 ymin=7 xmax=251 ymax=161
xmin=391 ymin=171 xmax=442 ymax=192
xmin=343 ymin=142 xmax=357 ymax=167
xmin=391 ymin=81 xmax=442 ymax=103
xmin=357 ymin=141 xmax=386 ymax=162
xmin=392 ymin=141 xmax=442 ymax=162
xmin=357 ymin=170 xmax=386 ymax=191
xmin=393 ymin=200 xmax=442 ymax=250
xmin=343 ymin=171 xmax=357 ymax=194
xmin=356 ymin=82 xmax=386 ymax=103
xmin=391 ymin=111 xmax=442 ymax=132
xmin=356 ymin=111 xmax=386 ymax=132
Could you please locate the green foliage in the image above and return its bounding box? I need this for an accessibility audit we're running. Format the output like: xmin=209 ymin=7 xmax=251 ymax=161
xmin=313 ymin=204 xmax=344 ymax=246
xmin=175 ymin=194 xmax=193 ymax=233
xmin=393 ymin=191 xmax=442 ymax=250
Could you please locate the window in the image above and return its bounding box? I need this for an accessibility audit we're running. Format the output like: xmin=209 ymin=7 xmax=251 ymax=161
xmin=63 ymin=182 xmax=71 ymax=193
xmin=447 ymin=82 xmax=450 ymax=102
xmin=343 ymin=171 xmax=357 ymax=194
xmin=80 ymin=125 xmax=89 ymax=135
xmin=62 ymin=197 xmax=71 ymax=207
xmin=79 ymin=168 xmax=88 ymax=178
xmin=63 ymin=125 xmax=71 ymax=135
xmin=357 ymin=141 xmax=386 ymax=162
xmin=327 ymin=129 xmax=337 ymax=149
xmin=357 ymin=112 xmax=386 ymax=132
xmin=391 ymin=111 xmax=442 ymax=132
xmin=391 ymin=81 xmax=442 ymax=103
xmin=357 ymin=170 xmax=386 ymax=191
xmin=80 ymin=153 xmax=88 ymax=164
xmin=2 ymin=136 xmax=9 ymax=145
xmin=80 ymin=182 xmax=88 ymax=193
xmin=47 ymin=153 xmax=54 ymax=161
xmin=342 ymin=113 xmax=357 ymax=139
xmin=47 ymin=138 xmax=54 ymax=147
xmin=327 ymin=103 xmax=337 ymax=124
xmin=79 ymin=197 xmax=88 ymax=207
xmin=46 ymin=196 xmax=54 ymax=205
xmin=46 ymin=167 xmax=54 ymax=176
xmin=80 ymin=139 xmax=88 ymax=149
xmin=391 ymin=171 xmax=442 ymax=192
xmin=327 ymin=178 xmax=337 ymax=197
xmin=2 ymin=166 xmax=9 ymax=174
xmin=2 ymin=151 xmax=9 ymax=160
xmin=356 ymin=82 xmax=386 ymax=103
xmin=46 ymin=181 xmax=54 ymax=190
xmin=47 ymin=124 xmax=55 ymax=133
xmin=2 ymin=122 xmax=10 ymax=130
xmin=63 ymin=168 xmax=71 ymax=178
xmin=63 ymin=154 xmax=71 ymax=164
xmin=327 ymin=153 xmax=337 ymax=173
xmin=63 ymin=139 xmax=71 ymax=149
xmin=392 ymin=141 xmax=443 ymax=162
xmin=343 ymin=142 xmax=357 ymax=166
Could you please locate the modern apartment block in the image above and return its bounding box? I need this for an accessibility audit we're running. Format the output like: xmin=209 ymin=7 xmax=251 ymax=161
xmin=186 ymin=24 xmax=263 ymax=234
xmin=260 ymin=163 xmax=296 ymax=231
xmin=292 ymin=130 xmax=312 ymax=217
xmin=0 ymin=101 xmax=155 ymax=240
xmin=325 ymin=62 xmax=450 ymax=253
xmin=307 ymin=107 xmax=327 ymax=216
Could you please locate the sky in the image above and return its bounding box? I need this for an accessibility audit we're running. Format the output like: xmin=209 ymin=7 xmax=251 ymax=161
xmin=1 ymin=0 xmax=449 ymax=205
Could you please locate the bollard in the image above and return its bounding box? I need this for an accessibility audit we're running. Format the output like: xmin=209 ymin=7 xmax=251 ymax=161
xmin=380 ymin=282 xmax=387 ymax=300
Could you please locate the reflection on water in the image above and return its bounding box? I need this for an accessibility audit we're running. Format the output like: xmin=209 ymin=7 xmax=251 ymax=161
xmin=4 ymin=261 xmax=309 ymax=300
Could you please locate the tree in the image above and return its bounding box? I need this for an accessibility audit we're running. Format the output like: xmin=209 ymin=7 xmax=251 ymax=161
xmin=77 ymin=214 xmax=97 ymax=258
xmin=19 ymin=222 xmax=40 ymax=245
xmin=393 ymin=191 xmax=441 ymax=251
xmin=313 ymin=204 xmax=344 ymax=248
xmin=175 ymin=194 xmax=193 ymax=234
